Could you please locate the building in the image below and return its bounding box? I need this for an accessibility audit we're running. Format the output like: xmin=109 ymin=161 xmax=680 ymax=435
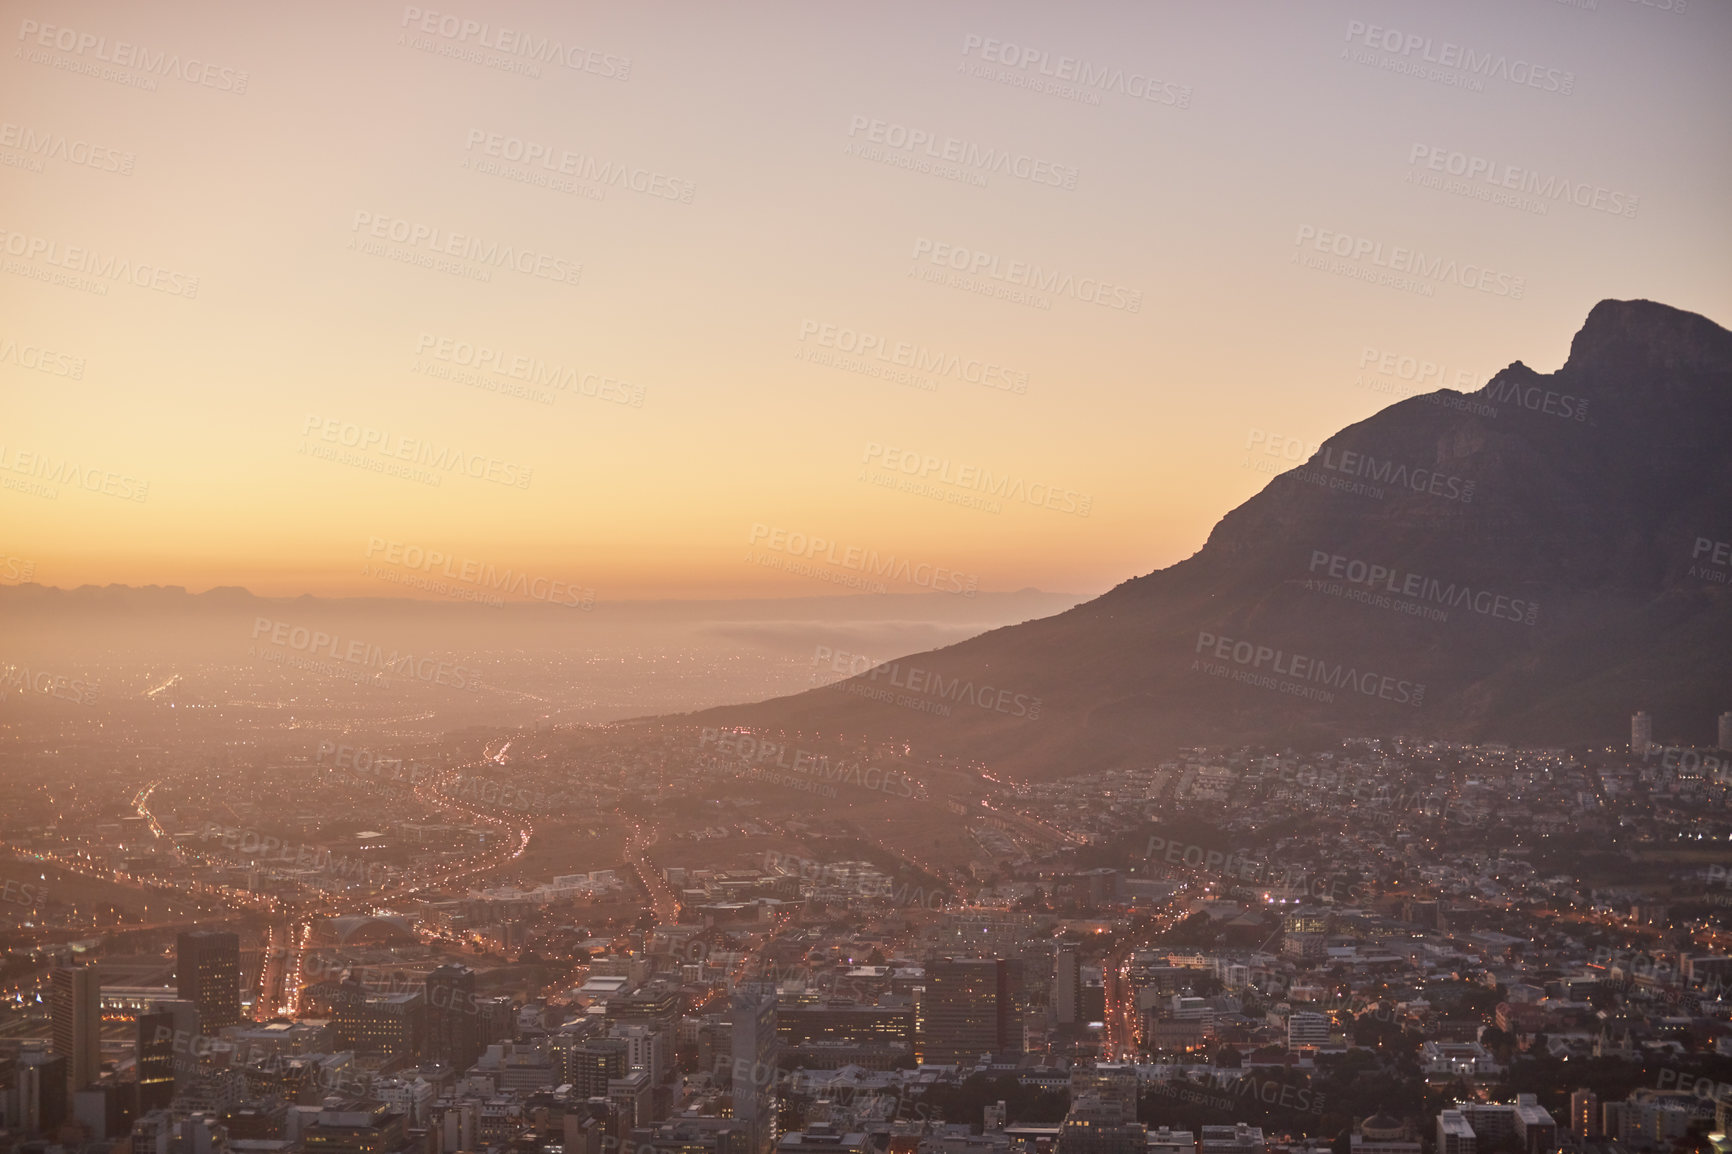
xmin=1068 ymin=1068 xmax=1137 ymax=1118
xmin=732 ymin=986 xmax=779 ymax=1154
xmin=14 ymin=1043 xmax=70 ymax=1134
xmin=1602 ymin=1093 xmax=1697 ymax=1148
xmin=1437 ymin=1112 xmax=1476 ymax=1154
xmin=137 ymin=1008 xmax=178 ymax=1111
xmin=1633 ymin=711 xmax=1654 ymax=757
xmin=332 ymin=981 xmax=423 ymax=1057
xmin=1352 ymin=1116 xmax=1419 ymax=1154
xmin=777 ymin=1123 xmax=867 ymax=1154
xmin=1449 ymin=1097 xmax=1557 ymax=1154
xmin=1572 ymin=1090 xmax=1601 ymax=1138
xmin=569 ymin=1038 xmax=629 ymax=1098
xmin=177 ymin=931 xmax=242 ymax=1030
xmin=915 ymin=958 xmax=1015 ymax=1065
xmin=1287 ymin=1011 xmax=1330 ymax=1050
xmin=1057 ymin=1096 xmax=1147 ymax=1154
xmin=1147 ymin=1129 xmax=1194 ymax=1154
xmin=1720 ymin=711 xmax=1732 ymax=752
xmin=1054 ymin=946 xmax=1080 ymax=1027
xmin=1200 ymin=1125 xmax=1265 ymax=1154
xmin=425 ymin=964 xmax=481 ymax=1072
xmin=298 ymin=1100 xmax=409 ymax=1154
xmin=51 ymin=962 xmax=102 ymax=1092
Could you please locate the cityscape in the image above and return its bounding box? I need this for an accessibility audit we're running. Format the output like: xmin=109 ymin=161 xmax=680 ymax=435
xmin=3 ymin=6 xmax=1730 ymax=1154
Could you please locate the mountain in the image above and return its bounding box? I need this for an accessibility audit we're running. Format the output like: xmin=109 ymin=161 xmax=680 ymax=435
xmin=694 ymin=300 xmax=1732 ymax=771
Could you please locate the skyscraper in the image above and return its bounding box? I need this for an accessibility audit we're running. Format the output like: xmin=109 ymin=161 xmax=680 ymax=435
xmin=51 ymin=962 xmax=102 ymax=1092
xmin=567 ymin=1038 xmax=628 ymax=1098
xmin=915 ymin=958 xmax=1015 ymax=1066
xmin=1054 ymin=945 xmax=1080 ymax=1026
xmin=136 ymin=1008 xmax=177 ymax=1111
xmin=176 ymin=931 xmax=242 ymax=1029
xmin=1719 ymin=711 xmax=1732 ymax=752
xmin=730 ymin=985 xmax=778 ymax=1154
xmin=1632 ymin=711 xmax=1653 ymax=757
xmin=425 ymin=964 xmax=481 ymax=1072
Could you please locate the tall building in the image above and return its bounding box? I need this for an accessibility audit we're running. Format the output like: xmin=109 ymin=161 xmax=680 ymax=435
xmin=333 ymin=984 xmax=424 ymax=1057
xmin=1436 ymin=1112 xmax=1476 ymax=1154
xmin=1720 ymin=711 xmax=1732 ymax=752
xmin=569 ymin=1038 xmax=628 ymax=1098
xmin=177 ymin=931 xmax=242 ymax=1030
xmin=51 ymin=962 xmax=102 ymax=1092
xmin=730 ymin=986 xmax=778 ymax=1154
xmin=425 ymin=964 xmax=481 ymax=1072
xmin=1570 ymin=1089 xmax=1599 ymax=1138
xmin=1632 ymin=711 xmax=1654 ymax=757
xmin=915 ymin=958 xmax=1015 ymax=1065
xmin=1054 ymin=946 xmax=1080 ymax=1027
xmin=16 ymin=1043 xmax=70 ymax=1134
xmin=137 ymin=1009 xmax=178 ymax=1111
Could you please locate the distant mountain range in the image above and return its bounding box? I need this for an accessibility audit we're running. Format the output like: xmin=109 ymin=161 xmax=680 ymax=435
xmin=694 ymin=300 xmax=1732 ymax=773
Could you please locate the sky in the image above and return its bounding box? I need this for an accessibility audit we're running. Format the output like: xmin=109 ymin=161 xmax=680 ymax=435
xmin=3 ymin=0 xmax=1729 ymax=602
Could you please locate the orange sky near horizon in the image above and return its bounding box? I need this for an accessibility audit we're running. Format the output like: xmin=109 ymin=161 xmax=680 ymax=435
xmin=3 ymin=0 xmax=1728 ymax=602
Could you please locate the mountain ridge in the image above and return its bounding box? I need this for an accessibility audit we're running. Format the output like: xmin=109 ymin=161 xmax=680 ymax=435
xmin=691 ymin=299 xmax=1732 ymax=771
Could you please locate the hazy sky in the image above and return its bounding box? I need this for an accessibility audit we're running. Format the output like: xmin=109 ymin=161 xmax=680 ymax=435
xmin=4 ymin=0 xmax=1728 ymax=601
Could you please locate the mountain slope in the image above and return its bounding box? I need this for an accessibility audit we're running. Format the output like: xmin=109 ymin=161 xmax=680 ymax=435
xmin=694 ymin=300 xmax=1732 ymax=771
